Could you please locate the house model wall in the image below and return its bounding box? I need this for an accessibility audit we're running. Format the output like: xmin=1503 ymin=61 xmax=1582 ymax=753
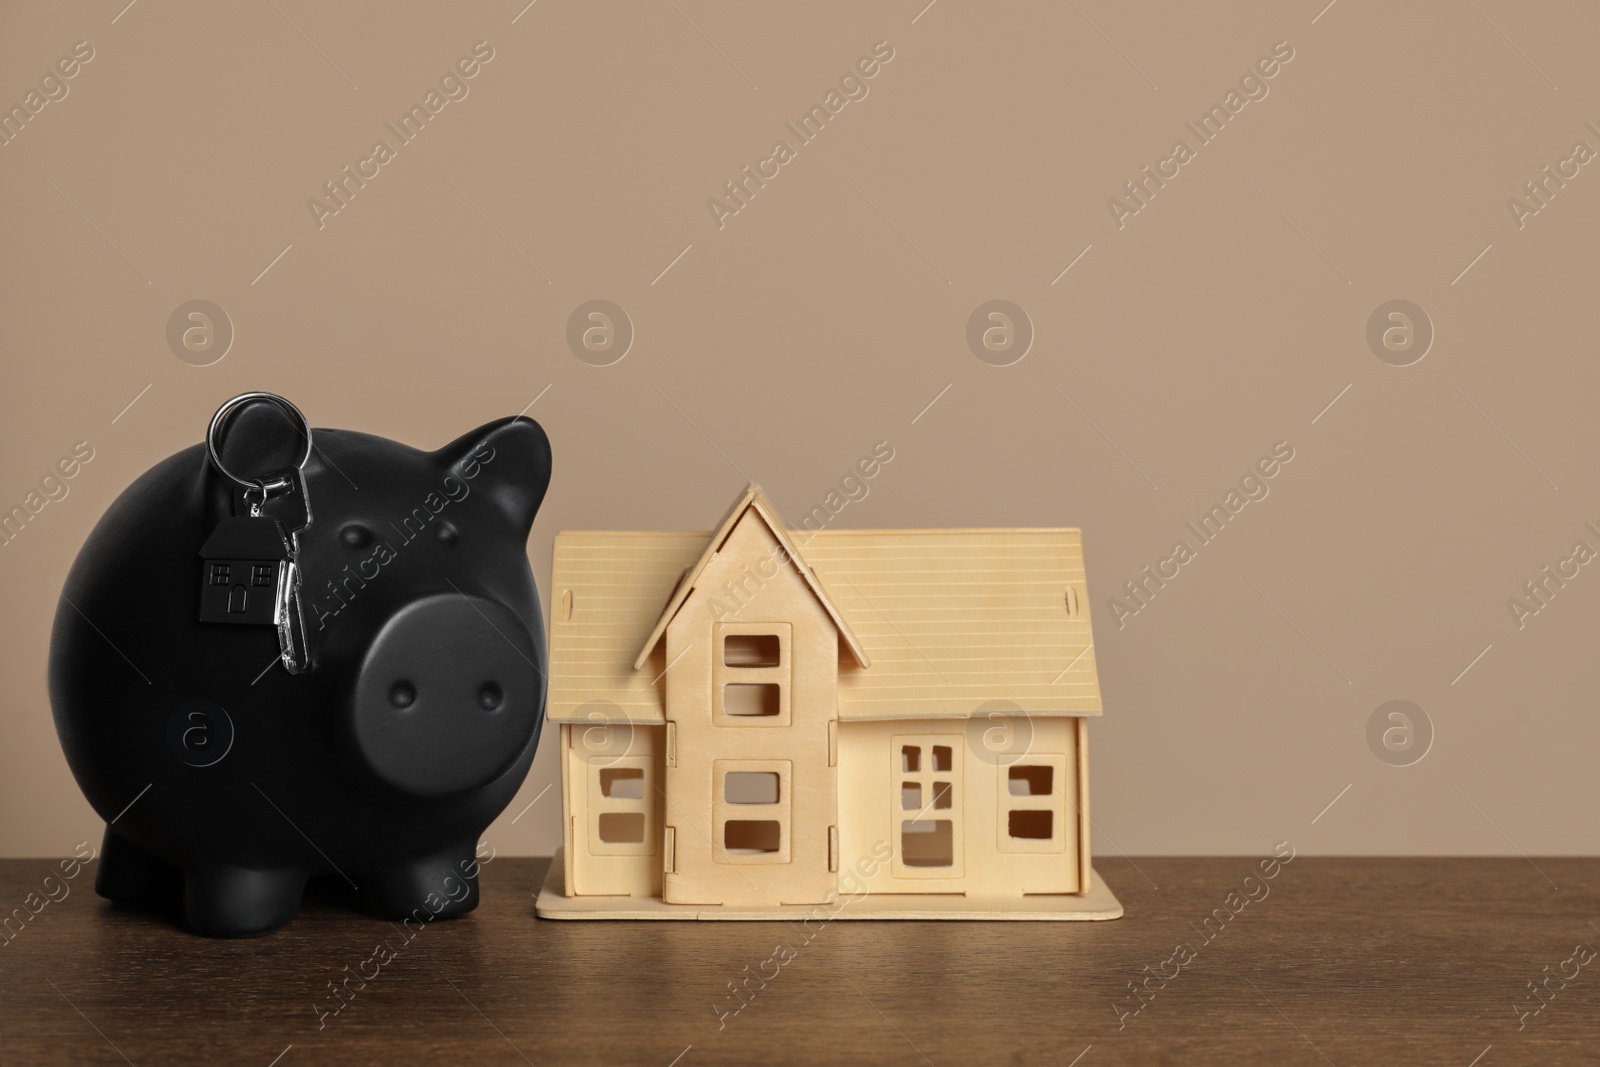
xmin=534 ymin=486 xmax=1122 ymax=920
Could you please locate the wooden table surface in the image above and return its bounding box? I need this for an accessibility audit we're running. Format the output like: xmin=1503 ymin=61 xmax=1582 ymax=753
xmin=1 ymin=856 xmax=1596 ymax=1065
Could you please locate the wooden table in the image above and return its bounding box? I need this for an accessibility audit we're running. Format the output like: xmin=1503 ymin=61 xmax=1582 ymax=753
xmin=1 ymin=856 xmax=1595 ymax=1065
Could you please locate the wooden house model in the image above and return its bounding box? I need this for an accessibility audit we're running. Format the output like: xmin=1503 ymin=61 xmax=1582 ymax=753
xmin=534 ymin=486 xmax=1121 ymax=920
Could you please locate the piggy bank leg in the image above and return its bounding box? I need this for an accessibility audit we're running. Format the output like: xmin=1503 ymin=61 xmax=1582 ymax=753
xmin=357 ymin=842 xmax=479 ymax=921
xmin=96 ymin=826 xmax=182 ymax=906
xmin=183 ymin=864 xmax=307 ymax=938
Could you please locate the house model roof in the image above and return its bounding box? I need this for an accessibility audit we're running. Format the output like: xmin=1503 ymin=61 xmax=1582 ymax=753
xmin=631 ymin=485 xmax=870 ymax=671
xmin=547 ymin=486 xmax=1101 ymax=724
xmin=198 ymin=515 xmax=291 ymax=560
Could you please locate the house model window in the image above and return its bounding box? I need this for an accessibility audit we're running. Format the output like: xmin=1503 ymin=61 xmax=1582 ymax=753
xmin=724 ymin=634 xmax=781 ymax=667
xmin=998 ymin=755 xmax=1068 ymax=855
xmin=712 ymin=623 xmax=791 ymax=726
xmin=588 ymin=757 xmax=655 ymax=857
xmin=713 ymin=759 xmax=791 ymax=865
xmin=539 ymin=484 xmax=1119 ymax=919
xmin=894 ymin=736 xmax=962 ymax=876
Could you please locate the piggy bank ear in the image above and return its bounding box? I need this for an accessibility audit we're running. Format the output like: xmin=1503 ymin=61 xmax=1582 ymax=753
xmin=433 ymin=415 xmax=551 ymax=535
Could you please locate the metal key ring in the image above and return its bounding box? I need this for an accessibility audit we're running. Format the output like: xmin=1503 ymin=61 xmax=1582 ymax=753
xmin=205 ymin=392 xmax=313 ymax=491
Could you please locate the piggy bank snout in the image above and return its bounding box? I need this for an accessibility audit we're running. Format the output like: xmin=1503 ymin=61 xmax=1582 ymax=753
xmin=351 ymin=594 xmax=541 ymax=798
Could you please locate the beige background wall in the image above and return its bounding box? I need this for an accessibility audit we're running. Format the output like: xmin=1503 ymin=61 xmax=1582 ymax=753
xmin=3 ymin=1 xmax=1596 ymax=859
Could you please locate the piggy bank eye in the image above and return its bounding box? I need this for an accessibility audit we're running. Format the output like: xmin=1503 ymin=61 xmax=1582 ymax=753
xmin=340 ymin=523 xmax=373 ymax=549
xmin=436 ymin=521 xmax=459 ymax=546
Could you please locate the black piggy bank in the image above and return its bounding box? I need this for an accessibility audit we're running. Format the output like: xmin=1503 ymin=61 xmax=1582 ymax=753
xmin=48 ymin=402 xmax=551 ymax=936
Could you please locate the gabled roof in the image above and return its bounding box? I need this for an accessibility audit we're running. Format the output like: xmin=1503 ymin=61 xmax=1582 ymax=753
xmin=630 ymin=485 xmax=870 ymax=670
xmin=548 ymin=530 xmax=704 ymax=724
xmin=805 ymin=528 xmax=1098 ymax=718
xmin=547 ymin=494 xmax=1101 ymax=725
xmin=199 ymin=516 xmax=291 ymax=560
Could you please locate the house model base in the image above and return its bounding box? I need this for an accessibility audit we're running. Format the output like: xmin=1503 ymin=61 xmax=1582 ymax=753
xmin=535 ymin=848 xmax=1124 ymax=920
xmin=538 ymin=485 xmax=1121 ymax=921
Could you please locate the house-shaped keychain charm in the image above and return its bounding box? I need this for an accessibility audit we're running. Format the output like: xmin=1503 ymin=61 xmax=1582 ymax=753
xmin=198 ymin=516 xmax=293 ymax=627
xmin=534 ymin=485 xmax=1123 ymax=920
